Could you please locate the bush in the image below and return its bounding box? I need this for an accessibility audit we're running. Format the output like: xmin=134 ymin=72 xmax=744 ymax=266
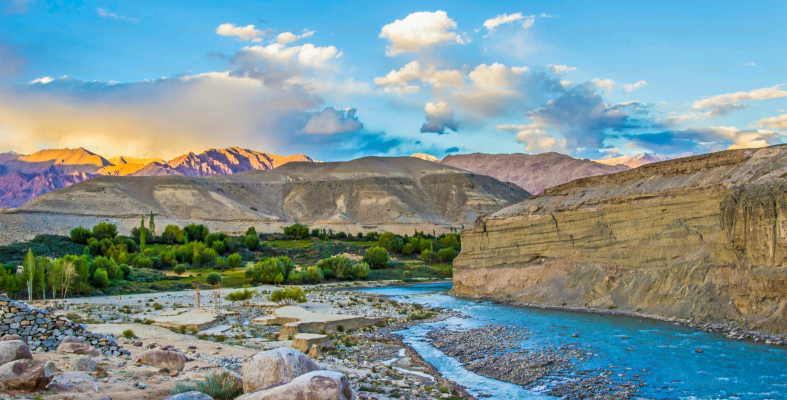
xmin=350 ymin=262 xmax=370 ymax=279
xmin=363 ymin=247 xmax=389 ymax=269
xmin=122 ymin=329 xmax=137 ymax=339
xmin=152 ymin=302 xmax=163 ymax=310
xmin=283 ymin=223 xmax=309 ymax=239
xmin=161 ymin=225 xmax=183 ymax=244
xmin=438 ymin=247 xmax=458 ymax=263
xmin=305 ymin=266 xmax=324 ymax=283
xmin=246 ymin=227 xmax=257 ymax=237
xmin=402 ymin=243 xmax=415 ymax=256
xmin=211 ymin=240 xmax=226 ymax=255
xmin=91 ymin=222 xmax=118 ymax=241
xmin=92 ymin=268 xmax=109 ymax=289
xmin=244 ymin=234 xmax=260 ymax=251
xmin=206 ymin=272 xmax=222 ymax=286
xmin=174 ymin=264 xmax=186 ymax=275
xmin=172 ymin=371 xmax=243 ymax=400
xmin=225 ymin=287 xmax=257 ymax=302
xmin=227 ymin=253 xmax=243 ymax=269
xmin=184 ymin=224 xmax=209 ymax=242
xmin=249 ymin=258 xmax=286 ymax=284
xmin=70 ymin=226 xmax=92 ymax=244
xmin=270 ymin=287 xmax=306 ymax=304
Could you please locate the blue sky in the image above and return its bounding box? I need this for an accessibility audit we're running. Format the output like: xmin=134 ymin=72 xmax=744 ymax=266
xmin=1 ymin=0 xmax=786 ymax=161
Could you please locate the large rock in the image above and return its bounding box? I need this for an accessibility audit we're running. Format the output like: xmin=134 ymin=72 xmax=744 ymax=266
xmin=57 ymin=341 xmax=101 ymax=357
xmin=70 ymin=355 xmax=98 ymax=372
xmin=0 ymin=340 xmax=33 ymax=366
xmin=135 ymin=349 xmax=188 ymax=371
xmin=0 ymin=359 xmax=56 ymax=391
xmin=242 ymin=348 xmax=320 ymax=393
xmin=291 ymin=334 xmax=333 ymax=353
xmin=167 ymin=392 xmax=215 ymax=400
xmin=0 ymin=335 xmax=24 ymax=342
xmin=236 ymin=371 xmax=354 ymax=400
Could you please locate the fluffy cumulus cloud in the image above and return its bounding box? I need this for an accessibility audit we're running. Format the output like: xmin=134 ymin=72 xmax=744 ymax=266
xmin=547 ymin=65 xmax=576 ymax=74
xmin=374 ymin=61 xmax=465 ymax=94
xmin=498 ymin=124 xmax=566 ymax=153
xmin=623 ymin=80 xmax=647 ymax=93
xmin=301 ymin=107 xmax=363 ymax=134
xmin=692 ymin=85 xmax=787 ymax=109
xmin=277 ymin=30 xmax=315 ymax=45
xmin=592 ymin=78 xmax=615 ymax=90
xmin=483 ymin=12 xmax=535 ymax=33
xmin=216 ymin=23 xmax=271 ymax=41
xmin=379 ymin=11 xmax=467 ymax=56
xmin=421 ymin=102 xmax=458 ymax=134
xmin=758 ymin=113 xmax=787 ymax=130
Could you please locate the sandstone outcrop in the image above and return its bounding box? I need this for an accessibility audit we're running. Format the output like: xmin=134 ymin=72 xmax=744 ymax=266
xmin=236 ymin=371 xmax=354 ymax=400
xmin=454 ymin=145 xmax=787 ymax=334
xmin=135 ymin=349 xmax=189 ymax=371
xmin=241 ymin=348 xmax=320 ymax=393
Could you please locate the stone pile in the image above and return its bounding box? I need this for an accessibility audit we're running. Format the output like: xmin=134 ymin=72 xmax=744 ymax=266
xmin=0 ymin=295 xmax=129 ymax=356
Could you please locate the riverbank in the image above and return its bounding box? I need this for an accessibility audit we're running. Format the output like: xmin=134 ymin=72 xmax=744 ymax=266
xmin=450 ymin=290 xmax=787 ymax=347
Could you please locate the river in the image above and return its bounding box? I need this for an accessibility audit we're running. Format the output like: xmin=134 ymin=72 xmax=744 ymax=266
xmin=359 ymin=283 xmax=787 ymax=400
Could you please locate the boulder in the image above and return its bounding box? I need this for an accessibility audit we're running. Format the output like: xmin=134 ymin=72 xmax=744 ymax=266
xmin=70 ymin=355 xmax=98 ymax=372
xmin=60 ymin=336 xmax=82 ymax=344
xmin=0 ymin=359 xmax=56 ymax=391
xmin=135 ymin=349 xmax=188 ymax=371
xmin=307 ymin=345 xmax=322 ymax=359
xmin=167 ymin=392 xmax=215 ymax=400
xmin=291 ymin=334 xmax=333 ymax=353
xmin=236 ymin=371 xmax=354 ymax=400
xmin=57 ymin=342 xmax=101 ymax=357
xmin=0 ymin=335 xmax=24 ymax=342
xmin=242 ymin=348 xmax=320 ymax=393
xmin=0 ymin=340 xmax=33 ymax=366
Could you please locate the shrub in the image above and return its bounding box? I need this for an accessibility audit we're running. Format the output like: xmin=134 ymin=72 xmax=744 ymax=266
xmin=211 ymin=240 xmax=225 ymax=255
xmin=225 ymin=287 xmax=257 ymax=302
xmin=122 ymin=329 xmax=137 ymax=339
xmin=92 ymin=268 xmax=109 ymax=289
xmin=91 ymin=222 xmax=118 ymax=241
xmin=402 ymin=243 xmax=415 ymax=256
xmin=171 ymin=371 xmax=243 ymax=400
xmin=227 ymin=253 xmax=243 ymax=269
xmin=283 ymin=223 xmax=309 ymax=239
xmin=305 ymin=266 xmax=324 ymax=283
xmin=246 ymin=227 xmax=257 ymax=237
xmin=206 ymin=272 xmax=222 ymax=286
xmin=174 ymin=264 xmax=186 ymax=275
xmin=70 ymin=226 xmax=92 ymax=244
xmin=249 ymin=258 xmax=286 ymax=284
xmin=184 ymin=224 xmax=209 ymax=242
xmin=438 ymin=247 xmax=458 ymax=263
xmin=152 ymin=302 xmax=163 ymax=310
xmin=350 ymin=262 xmax=370 ymax=279
xmin=270 ymin=287 xmax=306 ymax=304
xmin=194 ymin=248 xmax=218 ymax=268
xmin=363 ymin=247 xmax=389 ymax=269
xmin=244 ymin=234 xmax=260 ymax=251
xmin=421 ymin=249 xmax=437 ymax=264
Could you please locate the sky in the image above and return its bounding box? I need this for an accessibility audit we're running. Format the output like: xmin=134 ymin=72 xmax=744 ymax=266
xmin=0 ymin=0 xmax=786 ymax=161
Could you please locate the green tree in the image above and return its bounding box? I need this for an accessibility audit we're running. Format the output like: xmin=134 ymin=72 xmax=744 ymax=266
xmin=206 ymin=272 xmax=222 ymax=286
xmin=69 ymin=226 xmax=92 ymax=244
xmin=363 ymin=247 xmax=389 ymax=269
xmin=92 ymin=268 xmax=109 ymax=289
xmin=139 ymin=216 xmax=146 ymax=250
xmin=227 ymin=253 xmax=243 ymax=269
xmin=438 ymin=247 xmax=458 ymax=263
xmin=21 ymin=249 xmax=36 ymax=301
xmin=149 ymin=212 xmax=156 ymax=237
xmin=174 ymin=264 xmax=186 ymax=275
xmin=183 ymin=224 xmax=209 ymax=242
xmin=244 ymin=234 xmax=260 ymax=251
xmin=283 ymin=223 xmax=309 ymax=239
xmin=211 ymin=240 xmax=226 ymax=255
xmin=350 ymin=262 xmax=370 ymax=280
xmin=161 ymin=225 xmax=182 ymax=244
xmin=402 ymin=243 xmax=415 ymax=255
xmin=421 ymin=249 xmax=437 ymax=264
xmin=246 ymin=226 xmax=257 ymax=237
xmin=377 ymin=232 xmax=396 ymax=249
xmin=305 ymin=266 xmax=324 ymax=283
xmin=91 ymin=222 xmax=118 ymax=241
xmin=250 ymin=258 xmax=285 ymax=284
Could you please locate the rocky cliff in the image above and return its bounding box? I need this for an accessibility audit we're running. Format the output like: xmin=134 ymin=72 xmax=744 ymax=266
xmin=453 ymin=145 xmax=787 ymax=334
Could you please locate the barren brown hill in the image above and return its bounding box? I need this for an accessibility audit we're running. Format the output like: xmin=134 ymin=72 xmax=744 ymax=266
xmin=16 ymin=156 xmax=529 ymax=225
xmin=441 ymin=152 xmax=629 ymax=194
xmin=454 ymin=144 xmax=787 ymax=333
xmin=132 ymin=147 xmax=313 ymax=176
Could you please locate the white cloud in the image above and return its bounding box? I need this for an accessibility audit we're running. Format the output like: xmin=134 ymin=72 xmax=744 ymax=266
xmin=547 ymin=64 xmax=576 ymax=74
xmin=373 ymin=61 xmax=464 ymax=93
xmin=242 ymin=42 xmax=342 ymax=69
xmin=483 ymin=12 xmax=535 ymax=33
xmin=744 ymin=62 xmax=756 ymax=66
xmin=757 ymin=113 xmax=787 ymax=130
xmin=421 ymin=102 xmax=458 ymax=134
xmin=301 ymin=107 xmax=363 ymax=135
xmin=559 ymin=80 xmax=573 ymax=88
xmin=96 ymin=8 xmax=138 ymax=22
xmin=692 ymin=85 xmax=787 ymax=109
xmin=498 ymin=124 xmax=565 ymax=153
xmin=379 ymin=11 xmax=467 ymax=56
xmin=216 ymin=23 xmax=269 ymax=41
xmin=592 ymin=78 xmax=615 ymax=90
xmin=29 ymin=77 xmax=54 ymax=85
xmin=623 ymin=80 xmax=647 ymax=93
xmin=277 ymin=30 xmax=316 ymax=45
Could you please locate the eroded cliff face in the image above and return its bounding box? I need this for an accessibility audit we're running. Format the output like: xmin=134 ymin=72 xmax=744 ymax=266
xmin=454 ymin=145 xmax=787 ymax=333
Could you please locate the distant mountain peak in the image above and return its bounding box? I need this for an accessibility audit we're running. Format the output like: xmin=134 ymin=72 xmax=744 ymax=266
xmin=593 ymin=153 xmax=668 ymax=168
xmin=411 ymin=153 xmax=440 ymax=163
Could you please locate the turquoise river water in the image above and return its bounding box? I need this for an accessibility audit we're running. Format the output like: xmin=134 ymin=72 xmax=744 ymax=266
xmin=360 ymin=283 xmax=787 ymax=400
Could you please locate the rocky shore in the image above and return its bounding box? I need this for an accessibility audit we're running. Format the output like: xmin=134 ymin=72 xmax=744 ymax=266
xmin=425 ymin=325 xmax=643 ymax=399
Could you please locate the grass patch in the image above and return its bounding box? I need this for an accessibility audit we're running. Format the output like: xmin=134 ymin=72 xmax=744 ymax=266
xmin=172 ymin=371 xmax=242 ymax=400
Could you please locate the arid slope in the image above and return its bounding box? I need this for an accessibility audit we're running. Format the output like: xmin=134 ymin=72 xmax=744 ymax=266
xmin=16 ymin=157 xmax=529 ymax=225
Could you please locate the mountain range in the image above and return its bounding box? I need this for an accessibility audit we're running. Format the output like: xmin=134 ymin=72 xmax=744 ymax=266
xmin=0 ymin=147 xmax=312 ymax=208
xmin=592 ymin=153 xmax=668 ymax=168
